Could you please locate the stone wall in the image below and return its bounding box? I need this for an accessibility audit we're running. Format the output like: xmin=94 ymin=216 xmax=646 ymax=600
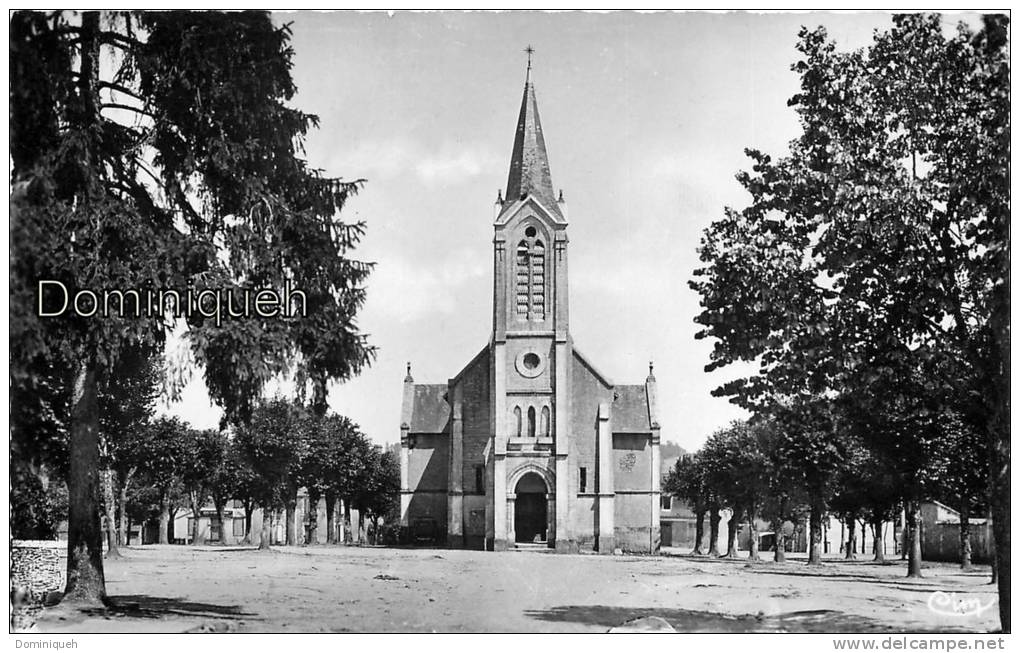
xmin=922 ymin=520 xmax=995 ymax=564
xmin=614 ymin=493 xmax=657 ymax=552
xmin=11 ymin=540 xmax=66 ymax=600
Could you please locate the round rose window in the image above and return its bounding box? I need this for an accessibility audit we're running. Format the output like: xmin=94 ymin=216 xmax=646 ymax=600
xmin=515 ymin=350 xmax=546 ymax=378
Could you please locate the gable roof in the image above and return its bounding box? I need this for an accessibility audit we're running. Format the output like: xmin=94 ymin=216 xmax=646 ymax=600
xmin=449 ymin=345 xmax=489 ymax=386
xmin=408 ymin=384 xmax=450 ymax=434
xmin=613 ymin=384 xmax=653 ymax=433
xmin=572 ymin=346 xmax=613 ymax=388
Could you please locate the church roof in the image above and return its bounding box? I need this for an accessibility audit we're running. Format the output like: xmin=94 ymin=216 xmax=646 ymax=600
xmin=408 ymin=384 xmax=451 ymax=434
xmin=573 ymin=346 xmax=613 ymax=388
xmin=613 ymin=384 xmax=653 ymax=433
xmin=503 ymin=75 xmax=562 ymax=219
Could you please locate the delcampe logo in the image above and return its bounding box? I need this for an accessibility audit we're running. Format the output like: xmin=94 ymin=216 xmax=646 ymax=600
xmin=927 ymin=591 xmax=997 ymax=617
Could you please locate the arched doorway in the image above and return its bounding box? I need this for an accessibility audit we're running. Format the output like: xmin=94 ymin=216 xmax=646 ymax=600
xmin=514 ymin=472 xmax=548 ymax=544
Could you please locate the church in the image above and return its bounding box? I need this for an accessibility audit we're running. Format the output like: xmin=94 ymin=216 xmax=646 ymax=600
xmin=398 ymin=61 xmax=662 ymax=553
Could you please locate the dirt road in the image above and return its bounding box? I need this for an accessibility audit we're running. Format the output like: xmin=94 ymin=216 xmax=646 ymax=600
xmin=30 ymin=545 xmax=1000 ymax=633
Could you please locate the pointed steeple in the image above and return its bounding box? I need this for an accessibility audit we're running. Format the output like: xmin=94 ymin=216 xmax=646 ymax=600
xmin=504 ymin=50 xmax=561 ymax=218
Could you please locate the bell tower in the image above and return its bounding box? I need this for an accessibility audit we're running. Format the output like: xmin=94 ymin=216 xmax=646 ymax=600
xmin=487 ymin=49 xmax=574 ymax=552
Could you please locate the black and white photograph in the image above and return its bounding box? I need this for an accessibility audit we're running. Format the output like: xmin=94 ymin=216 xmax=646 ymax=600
xmin=8 ymin=7 xmax=1010 ymax=643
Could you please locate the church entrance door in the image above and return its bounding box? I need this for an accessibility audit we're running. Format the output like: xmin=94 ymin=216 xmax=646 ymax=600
xmin=514 ymin=473 xmax=548 ymax=544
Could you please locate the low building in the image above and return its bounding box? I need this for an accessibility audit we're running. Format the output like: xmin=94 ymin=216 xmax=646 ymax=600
xmin=920 ymin=500 xmax=994 ymax=564
xmin=659 ymin=497 xmax=732 ymax=552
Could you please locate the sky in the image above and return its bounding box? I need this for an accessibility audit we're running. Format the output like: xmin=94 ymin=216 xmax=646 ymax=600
xmin=162 ymin=11 xmax=982 ymax=453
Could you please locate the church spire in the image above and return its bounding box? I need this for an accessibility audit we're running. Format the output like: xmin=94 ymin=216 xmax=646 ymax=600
xmin=504 ymin=48 xmax=561 ymax=217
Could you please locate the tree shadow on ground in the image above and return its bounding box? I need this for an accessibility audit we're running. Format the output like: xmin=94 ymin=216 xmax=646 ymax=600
xmin=880 ymin=582 xmax=997 ymax=595
xmin=749 ymin=568 xmax=908 ymax=583
xmin=662 ymin=554 xmax=996 ymax=594
xmin=523 ymin=605 xmax=963 ymax=633
xmin=84 ymin=595 xmax=257 ymax=621
xmin=758 ymin=567 xmax=979 ymax=587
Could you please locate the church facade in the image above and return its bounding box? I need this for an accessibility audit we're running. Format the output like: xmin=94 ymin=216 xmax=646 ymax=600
xmin=398 ymin=67 xmax=661 ymax=553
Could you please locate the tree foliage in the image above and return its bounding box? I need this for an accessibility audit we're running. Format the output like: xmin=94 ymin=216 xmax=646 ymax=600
xmin=10 ymin=10 xmax=376 ymax=602
xmin=11 ymin=12 xmax=376 ymax=411
xmin=689 ymin=13 xmax=1008 ymax=623
xmin=664 ymin=455 xmax=707 ymax=515
xmin=234 ymin=399 xmax=309 ymax=514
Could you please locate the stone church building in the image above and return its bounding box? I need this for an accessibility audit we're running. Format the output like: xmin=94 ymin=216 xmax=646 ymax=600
xmin=399 ymin=65 xmax=661 ymax=553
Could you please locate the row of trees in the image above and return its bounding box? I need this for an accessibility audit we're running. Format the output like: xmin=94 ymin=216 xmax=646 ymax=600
xmin=106 ymin=402 xmax=399 ymax=553
xmin=12 ymin=343 xmax=400 ymax=555
xmin=233 ymin=399 xmax=400 ymax=549
xmin=687 ymin=14 xmax=1008 ymax=632
xmin=11 ymin=10 xmax=376 ymax=607
xmin=666 ymin=413 xmax=988 ymax=567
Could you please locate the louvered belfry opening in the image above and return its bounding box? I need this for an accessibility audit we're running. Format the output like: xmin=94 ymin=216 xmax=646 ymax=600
xmin=515 ymin=234 xmax=546 ymax=321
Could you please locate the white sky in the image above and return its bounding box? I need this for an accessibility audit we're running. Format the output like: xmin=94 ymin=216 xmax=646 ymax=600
xmin=162 ymin=10 xmax=984 ymax=452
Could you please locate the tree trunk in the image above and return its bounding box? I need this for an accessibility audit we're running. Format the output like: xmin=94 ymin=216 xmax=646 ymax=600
xmin=243 ymin=504 xmax=254 ymax=545
xmin=808 ymin=500 xmax=823 ymax=566
xmin=747 ymin=510 xmax=760 ymax=561
xmin=873 ymin=517 xmax=885 ymax=563
xmin=170 ymin=505 xmax=180 ymax=542
xmin=214 ymin=500 xmax=230 ymax=546
xmin=285 ymin=496 xmax=298 ymax=546
xmin=158 ymin=495 xmax=170 ymax=545
xmin=987 ymin=250 xmax=1009 ymax=633
xmin=905 ymin=500 xmax=922 ymax=578
xmin=357 ymin=511 xmax=365 ymax=545
xmin=844 ymin=517 xmax=856 ymax=560
xmin=990 ymin=426 xmax=1009 ymax=633
xmin=189 ymin=491 xmax=202 ymax=545
xmin=307 ymin=489 xmax=320 ymax=545
xmin=692 ymin=508 xmax=705 ymax=556
xmin=708 ymin=506 xmax=721 ymax=557
xmin=62 ymin=11 xmax=108 ymax=610
xmin=63 ymin=362 xmax=107 ymax=606
xmin=724 ymin=509 xmax=739 ymax=558
xmin=343 ymin=500 xmax=353 ymax=545
xmin=859 ymin=519 xmax=867 ymax=555
xmin=774 ymin=496 xmax=788 ymax=563
xmin=959 ymin=502 xmax=972 ymax=571
xmin=259 ymin=506 xmax=272 ymax=550
xmin=117 ymin=469 xmax=133 ymax=547
xmin=325 ymin=492 xmax=337 ymax=544
xmin=102 ymin=468 xmax=121 ymax=559
xmin=774 ymin=526 xmax=787 ymax=563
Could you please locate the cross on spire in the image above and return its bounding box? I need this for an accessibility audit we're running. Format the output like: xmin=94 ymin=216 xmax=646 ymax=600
xmin=524 ymin=44 xmax=535 ymax=82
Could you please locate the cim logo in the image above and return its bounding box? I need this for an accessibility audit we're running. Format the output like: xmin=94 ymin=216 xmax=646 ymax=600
xmin=927 ymin=591 xmax=997 ymax=617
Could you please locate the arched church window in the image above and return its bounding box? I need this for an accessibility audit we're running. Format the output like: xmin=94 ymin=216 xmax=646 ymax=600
xmin=540 ymin=406 xmax=550 ymax=438
xmin=515 ymin=241 xmax=529 ymax=317
xmin=527 ymin=407 xmax=536 ymax=438
xmin=513 ymin=406 xmax=522 ymax=438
